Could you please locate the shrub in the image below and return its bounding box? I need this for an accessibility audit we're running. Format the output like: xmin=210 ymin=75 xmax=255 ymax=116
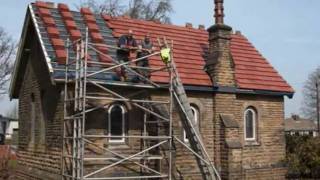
xmin=286 ymin=135 xmax=320 ymax=178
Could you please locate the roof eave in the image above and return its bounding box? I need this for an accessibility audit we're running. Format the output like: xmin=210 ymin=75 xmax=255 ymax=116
xmin=9 ymin=7 xmax=31 ymax=99
xmin=160 ymin=84 xmax=295 ymax=98
xmin=9 ymin=4 xmax=55 ymax=99
xmin=237 ymin=88 xmax=294 ymax=99
xmin=212 ymin=86 xmax=294 ymax=98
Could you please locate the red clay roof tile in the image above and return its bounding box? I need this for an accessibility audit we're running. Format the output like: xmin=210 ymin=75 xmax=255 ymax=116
xmin=65 ymin=20 xmax=77 ymax=29
xmin=56 ymin=49 xmax=67 ymax=64
xmin=51 ymin=38 xmax=64 ymax=47
xmin=86 ymin=23 xmax=99 ymax=32
xmin=42 ymin=17 xmax=55 ymax=26
xmin=34 ymin=4 xmax=293 ymax=93
xmin=38 ymin=8 xmax=51 ymax=17
xmin=90 ymin=32 xmax=103 ymax=43
xmin=80 ymin=7 xmax=93 ymax=15
xmin=60 ymin=11 xmax=73 ymax=20
xmin=46 ymin=27 xmax=59 ymax=38
xmin=70 ymin=30 xmax=81 ymax=40
xmin=83 ymin=15 xmax=96 ymax=23
xmin=57 ymin=3 xmax=69 ymax=11
xmin=106 ymin=17 xmax=293 ymax=93
xmin=35 ymin=1 xmax=51 ymax=9
xmin=79 ymin=6 xmax=113 ymax=63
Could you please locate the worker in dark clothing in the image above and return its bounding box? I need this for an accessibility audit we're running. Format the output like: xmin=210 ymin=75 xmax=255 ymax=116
xmin=136 ymin=34 xmax=154 ymax=81
xmin=117 ymin=29 xmax=138 ymax=81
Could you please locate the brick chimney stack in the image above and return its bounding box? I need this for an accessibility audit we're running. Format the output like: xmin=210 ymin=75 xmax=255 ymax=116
xmin=205 ymin=0 xmax=235 ymax=88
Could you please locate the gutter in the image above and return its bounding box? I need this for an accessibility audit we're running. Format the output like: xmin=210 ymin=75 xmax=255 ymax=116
xmin=182 ymin=85 xmax=294 ymax=98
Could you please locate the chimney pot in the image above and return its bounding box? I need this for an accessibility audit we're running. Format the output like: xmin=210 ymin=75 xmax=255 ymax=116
xmin=214 ymin=0 xmax=225 ymax=24
xmin=292 ymin=114 xmax=300 ymax=121
xmin=186 ymin=23 xmax=193 ymax=28
xmin=198 ymin=25 xmax=205 ymax=30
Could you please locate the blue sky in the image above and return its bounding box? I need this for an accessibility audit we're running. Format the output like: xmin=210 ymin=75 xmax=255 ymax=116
xmin=0 ymin=0 xmax=319 ymax=118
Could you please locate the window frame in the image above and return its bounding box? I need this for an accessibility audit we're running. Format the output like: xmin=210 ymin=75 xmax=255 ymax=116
xmin=183 ymin=106 xmax=199 ymax=143
xmin=108 ymin=104 xmax=126 ymax=143
xmin=244 ymin=107 xmax=257 ymax=141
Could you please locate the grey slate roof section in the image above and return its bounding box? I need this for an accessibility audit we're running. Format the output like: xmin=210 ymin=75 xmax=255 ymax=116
xmin=30 ymin=4 xmax=127 ymax=82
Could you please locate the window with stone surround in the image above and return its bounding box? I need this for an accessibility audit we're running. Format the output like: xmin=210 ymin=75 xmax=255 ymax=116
xmin=108 ymin=104 xmax=126 ymax=143
xmin=183 ymin=105 xmax=199 ymax=142
xmin=244 ymin=107 xmax=257 ymax=141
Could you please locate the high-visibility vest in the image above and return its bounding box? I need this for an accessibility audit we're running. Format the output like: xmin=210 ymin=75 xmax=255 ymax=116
xmin=160 ymin=48 xmax=171 ymax=64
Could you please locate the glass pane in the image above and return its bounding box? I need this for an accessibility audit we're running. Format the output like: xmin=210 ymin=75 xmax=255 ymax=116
xmin=245 ymin=110 xmax=254 ymax=139
xmin=184 ymin=107 xmax=197 ymax=142
xmin=110 ymin=106 xmax=123 ymax=140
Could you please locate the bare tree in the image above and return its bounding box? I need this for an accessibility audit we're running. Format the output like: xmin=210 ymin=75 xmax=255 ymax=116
xmin=79 ymin=0 xmax=125 ymax=16
xmin=0 ymin=27 xmax=15 ymax=95
xmin=302 ymin=66 xmax=320 ymax=120
xmin=79 ymin=0 xmax=173 ymax=23
xmin=140 ymin=0 xmax=172 ymax=23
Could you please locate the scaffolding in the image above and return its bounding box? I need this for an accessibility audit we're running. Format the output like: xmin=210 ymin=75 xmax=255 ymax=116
xmin=61 ymin=28 xmax=220 ymax=180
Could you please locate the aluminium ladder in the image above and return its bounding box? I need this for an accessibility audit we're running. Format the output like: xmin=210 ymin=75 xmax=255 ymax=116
xmin=162 ymin=40 xmax=220 ymax=180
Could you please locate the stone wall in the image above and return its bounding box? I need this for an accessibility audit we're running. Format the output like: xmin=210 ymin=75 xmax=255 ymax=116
xmin=16 ymin=63 xmax=288 ymax=180
xmin=16 ymin=22 xmax=287 ymax=180
xmin=17 ymin=73 xmax=287 ymax=180
xmin=215 ymin=94 xmax=287 ymax=179
xmin=16 ymin=60 xmax=63 ymax=180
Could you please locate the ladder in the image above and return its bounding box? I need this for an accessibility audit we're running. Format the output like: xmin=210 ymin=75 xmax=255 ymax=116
xmin=160 ymin=39 xmax=220 ymax=180
xmin=62 ymin=39 xmax=85 ymax=179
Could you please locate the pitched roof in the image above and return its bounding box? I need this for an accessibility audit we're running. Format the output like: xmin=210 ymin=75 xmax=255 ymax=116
xmin=11 ymin=2 xmax=294 ymax=97
xmin=285 ymin=116 xmax=317 ymax=131
xmin=107 ymin=17 xmax=294 ymax=92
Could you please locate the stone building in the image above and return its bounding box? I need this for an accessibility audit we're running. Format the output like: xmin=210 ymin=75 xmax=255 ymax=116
xmin=285 ymin=115 xmax=318 ymax=137
xmin=0 ymin=115 xmax=18 ymax=145
xmin=9 ymin=0 xmax=294 ymax=179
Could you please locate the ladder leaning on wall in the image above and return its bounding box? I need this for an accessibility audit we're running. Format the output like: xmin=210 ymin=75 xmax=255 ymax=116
xmin=159 ymin=38 xmax=220 ymax=180
xmin=61 ymin=27 xmax=220 ymax=180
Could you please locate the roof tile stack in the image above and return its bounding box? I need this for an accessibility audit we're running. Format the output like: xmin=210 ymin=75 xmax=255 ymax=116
xmin=80 ymin=7 xmax=112 ymax=63
xmin=31 ymin=2 xmax=293 ymax=93
xmin=105 ymin=17 xmax=293 ymax=92
xmin=35 ymin=1 xmax=66 ymax=65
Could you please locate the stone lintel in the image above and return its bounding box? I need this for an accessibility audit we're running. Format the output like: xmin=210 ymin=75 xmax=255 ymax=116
xmin=220 ymin=114 xmax=239 ymax=128
xmin=226 ymin=139 xmax=242 ymax=149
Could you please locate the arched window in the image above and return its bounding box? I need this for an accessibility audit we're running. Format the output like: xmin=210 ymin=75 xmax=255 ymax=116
xmin=108 ymin=104 xmax=126 ymax=143
xmin=244 ymin=107 xmax=257 ymax=141
xmin=183 ymin=106 xmax=199 ymax=142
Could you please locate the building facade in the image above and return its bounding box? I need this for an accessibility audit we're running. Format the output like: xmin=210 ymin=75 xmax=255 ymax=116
xmin=10 ymin=1 xmax=294 ymax=179
xmin=285 ymin=115 xmax=318 ymax=137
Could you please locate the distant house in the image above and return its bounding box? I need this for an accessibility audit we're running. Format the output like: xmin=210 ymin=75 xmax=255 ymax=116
xmin=285 ymin=115 xmax=318 ymax=137
xmin=0 ymin=115 xmax=19 ymax=144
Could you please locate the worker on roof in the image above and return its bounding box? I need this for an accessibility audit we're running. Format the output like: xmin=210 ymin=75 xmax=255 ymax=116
xmin=136 ymin=34 xmax=155 ymax=82
xmin=117 ymin=29 xmax=138 ymax=81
